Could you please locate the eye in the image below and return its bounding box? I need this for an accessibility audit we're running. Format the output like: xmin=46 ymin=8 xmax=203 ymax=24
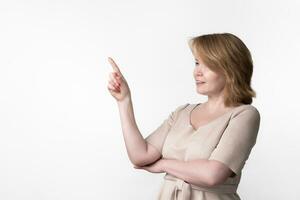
xmin=195 ymin=62 xmax=199 ymax=65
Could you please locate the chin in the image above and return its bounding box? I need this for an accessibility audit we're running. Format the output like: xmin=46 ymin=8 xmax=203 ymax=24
xmin=196 ymin=88 xmax=206 ymax=95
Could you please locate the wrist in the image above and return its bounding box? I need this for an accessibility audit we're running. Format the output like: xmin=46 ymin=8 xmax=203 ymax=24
xmin=117 ymin=95 xmax=131 ymax=106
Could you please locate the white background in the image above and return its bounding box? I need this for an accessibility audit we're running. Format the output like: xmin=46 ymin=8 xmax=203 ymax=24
xmin=1 ymin=0 xmax=299 ymax=199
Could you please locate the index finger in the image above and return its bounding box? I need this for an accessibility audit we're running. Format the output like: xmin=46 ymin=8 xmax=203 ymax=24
xmin=108 ymin=57 xmax=121 ymax=74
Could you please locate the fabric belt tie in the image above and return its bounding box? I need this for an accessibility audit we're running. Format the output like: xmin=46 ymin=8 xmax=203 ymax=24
xmin=164 ymin=174 xmax=237 ymax=200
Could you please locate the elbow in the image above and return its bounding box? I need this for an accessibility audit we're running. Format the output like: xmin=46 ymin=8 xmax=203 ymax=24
xmin=128 ymin=148 xmax=149 ymax=167
xmin=131 ymin=155 xmax=157 ymax=167
xmin=205 ymin=162 xmax=229 ymax=187
xmin=192 ymin=170 xmax=217 ymax=187
xmin=191 ymin=160 xmax=231 ymax=187
xmin=131 ymin=147 xmax=162 ymax=167
xmin=193 ymin=173 xmax=217 ymax=187
xmin=132 ymin=157 xmax=161 ymax=168
xmin=203 ymin=173 xmax=224 ymax=187
xmin=132 ymin=159 xmax=147 ymax=167
xmin=130 ymin=155 xmax=147 ymax=167
xmin=208 ymin=174 xmax=231 ymax=187
xmin=204 ymin=174 xmax=218 ymax=187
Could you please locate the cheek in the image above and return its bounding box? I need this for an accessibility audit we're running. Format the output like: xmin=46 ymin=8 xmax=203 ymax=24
xmin=212 ymin=78 xmax=226 ymax=91
xmin=204 ymin=73 xmax=218 ymax=84
xmin=205 ymin=75 xmax=225 ymax=89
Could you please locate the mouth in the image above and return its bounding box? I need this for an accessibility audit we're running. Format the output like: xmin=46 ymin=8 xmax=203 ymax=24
xmin=196 ymin=81 xmax=205 ymax=84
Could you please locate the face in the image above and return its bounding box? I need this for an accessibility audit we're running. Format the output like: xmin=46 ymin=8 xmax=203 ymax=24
xmin=193 ymin=56 xmax=226 ymax=96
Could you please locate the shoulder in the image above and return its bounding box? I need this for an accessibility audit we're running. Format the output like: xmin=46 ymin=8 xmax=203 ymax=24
xmin=170 ymin=103 xmax=190 ymax=117
xmin=231 ymin=104 xmax=261 ymax=122
xmin=174 ymin=103 xmax=190 ymax=111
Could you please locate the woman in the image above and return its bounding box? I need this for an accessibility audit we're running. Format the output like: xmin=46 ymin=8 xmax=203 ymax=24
xmin=107 ymin=32 xmax=261 ymax=200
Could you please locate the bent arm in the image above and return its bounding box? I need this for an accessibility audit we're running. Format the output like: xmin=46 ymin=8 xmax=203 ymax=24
xmin=162 ymin=159 xmax=233 ymax=187
xmin=117 ymin=96 xmax=161 ymax=166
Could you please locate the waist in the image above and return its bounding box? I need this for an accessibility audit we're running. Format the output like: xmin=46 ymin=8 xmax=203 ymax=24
xmin=164 ymin=173 xmax=238 ymax=194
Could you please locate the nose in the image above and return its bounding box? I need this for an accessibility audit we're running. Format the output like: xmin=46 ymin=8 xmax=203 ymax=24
xmin=194 ymin=64 xmax=204 ymax=73
xmin=194 ymin=68 xmax=203 ymax=76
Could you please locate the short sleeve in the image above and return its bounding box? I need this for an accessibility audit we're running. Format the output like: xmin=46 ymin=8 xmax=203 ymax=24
xmin=208 ymin=108 xmax=261 ymax=175
xmin=145 ymin=103 xmax=189 ymax=153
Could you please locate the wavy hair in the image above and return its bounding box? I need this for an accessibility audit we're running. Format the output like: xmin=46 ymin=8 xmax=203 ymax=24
xmin=188 ymin=33 xmax=257 ymax=106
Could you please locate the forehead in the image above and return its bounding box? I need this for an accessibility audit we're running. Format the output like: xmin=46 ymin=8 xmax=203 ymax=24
xmin=192 ymin=53 xmax=204 ymax=61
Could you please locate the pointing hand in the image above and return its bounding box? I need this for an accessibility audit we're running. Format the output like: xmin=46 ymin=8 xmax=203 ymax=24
xmin=107 ymin=57 xmax=131 ymax=102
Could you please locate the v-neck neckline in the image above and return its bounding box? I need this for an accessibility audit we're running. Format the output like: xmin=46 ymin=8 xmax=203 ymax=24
xmin=188 ymin=103 xmax=246 ymax=131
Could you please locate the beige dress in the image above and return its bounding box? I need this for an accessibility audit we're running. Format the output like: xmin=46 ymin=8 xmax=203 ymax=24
xmin=145 ymin=103 xmax=261 ymax=200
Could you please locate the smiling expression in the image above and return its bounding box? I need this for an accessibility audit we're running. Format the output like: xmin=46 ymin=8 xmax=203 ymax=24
xmin=193 ymin=56 xmax=226 ymax=96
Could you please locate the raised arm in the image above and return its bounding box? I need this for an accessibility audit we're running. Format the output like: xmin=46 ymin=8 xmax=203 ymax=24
xmin=117 ymin=97 xmax=162 ymax=166
xmin=107 ymin=57 xmax=161 ymax=167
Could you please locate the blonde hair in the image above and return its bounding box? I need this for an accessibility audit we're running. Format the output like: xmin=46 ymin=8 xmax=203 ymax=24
xmin=188 ymin=33 xmax=257 ymax=107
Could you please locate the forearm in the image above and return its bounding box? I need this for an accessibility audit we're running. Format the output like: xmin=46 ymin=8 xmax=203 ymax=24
xmin=162 ymin=159 xmax=214 ymax=187
xmin=117 ymin=96 xmax=148 ymax=165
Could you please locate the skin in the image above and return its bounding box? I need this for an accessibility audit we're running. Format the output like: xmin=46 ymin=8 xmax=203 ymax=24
xmin=107 ymin=56 xmax=236 ymax=187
